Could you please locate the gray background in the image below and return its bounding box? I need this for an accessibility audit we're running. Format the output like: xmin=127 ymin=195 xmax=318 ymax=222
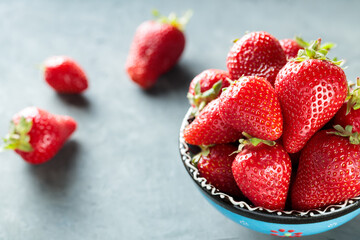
xmin=0 ymin=0 xmax=360 ymax=239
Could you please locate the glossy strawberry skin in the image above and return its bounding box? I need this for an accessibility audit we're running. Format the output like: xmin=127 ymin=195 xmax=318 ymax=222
xmin=44 ymin=56 xmax=88 ymax=94
xmin=279 ymin=39 xmax=303 ymax=59
xmin=333 ymin=103 xmax=360 ymax=132
xmin=219 ymin=76 xmax=283 ymax=141
xmin=183 ymin=98 xmax=243 ymax=146
xmin=291 ymin=130 xmax=360 ymax=211
xmin=188 ymin=69 xmax=231 ymax=98
xmin=227 ymin=31 xmax=287 ymax=86
xmin=197 ymin=144 xmax=243 ymax=198
xmin=275 ymin=59 xmax=347 ymax=153
xmin=126 ymin=21 xmax=185 ymax=89
xmin=232 ymin=143 xmax=291 ymax=210
xmin=13 ymin=107 xmax=77 ymax=164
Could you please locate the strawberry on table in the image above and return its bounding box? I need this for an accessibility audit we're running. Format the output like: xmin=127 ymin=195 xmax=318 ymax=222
xmin=291 ymin=127 xmax=360 ymax=211
xmin=193 ymin=144 xmax=243 ymax=198
xmin=226 ymin=31 xmax=287 ymax=86
xmin=2 ymin=107 xmax=77 ymax=164
xmin=126 ymin=10 xmax=192 ymax=89
xmin=219 ymin=76 xmax=283 ymax=141
xmin=187 ymin=69 xmax=231 ymax=115
xmin=275 ymin=39 xmax=347 ymax=153
xmin=183 ymin=98 xmax=243 ymax=146
xmin=232 ymin=133 xmax=292 ymax=210
xmin=44 ymin=56 xmax=88 ymax=94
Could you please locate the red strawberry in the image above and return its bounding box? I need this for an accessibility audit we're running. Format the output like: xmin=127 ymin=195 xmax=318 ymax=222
xmin=275 ymin=39 xmax=347 ymax=153
xmin=44 ymin=56 xmax=88 ymax=94
xmin=334 ymin=104 xmax=360 ymax=133
xmin=232 ymin=135 xmax=292 ymax=210
xmin=334 ymin=78 xmax=360 ymax=132
xmin=187 ymin=69 xmax=231 ymax=115
xmin=3 ymin=107 xmax=77 ymax=164
xmin=291 ymin=128 xmax=360 ymax=211
xmin=226 ymin=31 xmax=287 ymax=86
xmin=280 ymin=37 xmax=335 ymax=60
xmin=279 ymin=38 xmax=303 ymax=59
xmin=193 ymin=144 xmax=243 ymax=198
xmin=125 ymin=10 xmax=191 ymax=89
xmin=218 ymin=76 xmax=283 ymax=141
xmin=183 ymin=98 xmax=243 ymax=146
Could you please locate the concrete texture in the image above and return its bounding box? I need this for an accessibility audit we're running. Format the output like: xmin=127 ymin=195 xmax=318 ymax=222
xmin=0 ymin=0 xmax=360 ymax=239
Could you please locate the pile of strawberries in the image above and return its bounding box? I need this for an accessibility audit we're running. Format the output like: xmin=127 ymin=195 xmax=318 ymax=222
xmin=183 ymin=31 xmax=360 ymax=211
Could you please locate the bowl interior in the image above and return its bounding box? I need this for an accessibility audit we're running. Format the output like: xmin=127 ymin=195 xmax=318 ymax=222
xmin=179 ymin=108 xmax=360 ymax=224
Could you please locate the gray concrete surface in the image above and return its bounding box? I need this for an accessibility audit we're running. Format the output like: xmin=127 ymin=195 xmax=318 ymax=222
xmin=1 ymin=0 xmax=360 ymax=239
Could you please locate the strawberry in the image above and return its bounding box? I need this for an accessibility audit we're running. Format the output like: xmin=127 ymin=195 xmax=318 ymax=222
xmin=44 ymin=56 xmax=88 ymax=94
xmin=333 ymin=78 xmax=360 ymax=132
xmin=218 ymin=76 xmax=283 ymax=141
xmin=226 ymin=31 xmax=287 ymax=86
xmin=183 ymin=98 xmax=243 ymax=146
xmin=291 ymin=127 xmax=360 ymax=211
xmin=280 ymin=37 xmax=335 ymax=60
xmin=232 ymin=134 xmax=292 ymax=210
xmin=125 ymin=10 xmax=192 ymax=89
xmin=333 ymin=105 xmax=360 ymax=133
xmin=193 ymin=144 xmax=243 ymax=198
xmin=2 ymin=107 xmax=77 ymax=164
xmin=279 ymin=38 xmax=303 ymax=60
xmin=275 ymin=39 xmax=347 ymax=153
xmin=187 ymin=69 xmax=231 ymax=115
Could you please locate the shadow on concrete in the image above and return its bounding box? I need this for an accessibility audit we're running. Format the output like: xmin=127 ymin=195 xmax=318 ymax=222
xmin=27 ymin=140 xmax=80 ymax=191
xmin=57 ymin=93 xmax=91 ymax=109
xmin=144 ymin=63 xmax=196 ymax=96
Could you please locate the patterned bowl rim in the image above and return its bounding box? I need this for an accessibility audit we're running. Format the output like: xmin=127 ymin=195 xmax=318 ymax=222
xmin=179 ymin=108 xmax=360 ymax=224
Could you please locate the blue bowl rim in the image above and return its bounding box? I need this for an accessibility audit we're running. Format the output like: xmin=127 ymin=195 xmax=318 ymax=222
xmin=179 ymin=108 xmax=360 ymax=224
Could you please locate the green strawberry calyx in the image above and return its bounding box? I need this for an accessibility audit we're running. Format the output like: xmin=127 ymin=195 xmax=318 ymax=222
xmin=221 ymin=76 xmax=243 ymax=92
xmin=187 ymin=80 xmax=223 ymax=116
xmin=191 ymin=145 xmax=214 ymax=168
xmin=152 ymin=9 xmax=193 ymax=31
xmin=345 ymin=77 xmax=360 ymax=115
xmin=2 ymin=117 xmax=33 ymax=152
xmin=233 ymin=132 xmax=276 ymax=154
xmin=328 ymin=125 xmax=360 ymax=145
xmin=293 ymin=38 xmax=343 ymax=67
xmin=295 ymin=36 xmax=310 ymax=48
xmin=295 ymin=36 xmax=335 ymax=51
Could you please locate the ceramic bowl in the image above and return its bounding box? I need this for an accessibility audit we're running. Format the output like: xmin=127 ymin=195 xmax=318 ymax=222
xmin=179 ymin=108 xmax=360 ymax=237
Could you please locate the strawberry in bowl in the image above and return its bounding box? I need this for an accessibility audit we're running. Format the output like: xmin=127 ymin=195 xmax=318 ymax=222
xmin=180 ymin=32 xmax=360 ymax=237
xmin=180 ymin=109 xmax=360 ymax=237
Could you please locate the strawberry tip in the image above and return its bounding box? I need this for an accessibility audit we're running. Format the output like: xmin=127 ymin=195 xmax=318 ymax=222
xmin=327 ymin=125 xmax=360 ymax=145
xmin=152 ymin=9 xmax=193 ymax=31
xmin=345 ymin=78 xmax=360 ymax=115
xmin=191 ymin=145 xmax=211 ymax=167
xmin=2 ymin=117 xmax=33 ymax=152
xmin=293 ymin=38 xmax=342 ymax=67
